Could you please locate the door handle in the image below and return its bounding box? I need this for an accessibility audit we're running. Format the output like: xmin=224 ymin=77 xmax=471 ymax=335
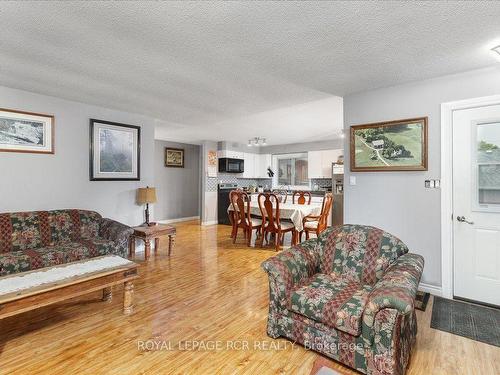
xmin=456 ymin=216 xmax=474 ymax=225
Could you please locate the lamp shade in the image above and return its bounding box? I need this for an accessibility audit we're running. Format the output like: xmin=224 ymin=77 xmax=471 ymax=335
xmin=137 ymin=187 xmax=157 ymax=204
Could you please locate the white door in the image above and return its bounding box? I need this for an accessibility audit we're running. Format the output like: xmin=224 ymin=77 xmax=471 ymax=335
xmin=452 ymin=104 xmax=500 ymax=306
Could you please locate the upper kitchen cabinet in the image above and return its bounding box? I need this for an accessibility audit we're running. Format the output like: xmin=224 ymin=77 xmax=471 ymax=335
xmin=242 ymin=153 xmax=272 ymax=178
xmin=217 ymin=150 xmax=245 ymax=159
xmin=308 ymin=149 xmax=343 ymax=178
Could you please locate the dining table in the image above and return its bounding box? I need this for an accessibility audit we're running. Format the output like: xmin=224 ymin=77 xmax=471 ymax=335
xmin=227 ymin=201 xmax=322 ymax=232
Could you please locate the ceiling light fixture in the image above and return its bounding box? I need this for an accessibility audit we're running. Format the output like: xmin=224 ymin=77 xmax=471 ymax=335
xmin=491 ymin=45 xmax=500 ymax=56
xmin=248 ymin=137 xmax=267 ymax=147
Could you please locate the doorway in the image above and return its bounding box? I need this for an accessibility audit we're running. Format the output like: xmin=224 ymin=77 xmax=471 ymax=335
xmin=442 ymin=95 xmax=500 ymax=306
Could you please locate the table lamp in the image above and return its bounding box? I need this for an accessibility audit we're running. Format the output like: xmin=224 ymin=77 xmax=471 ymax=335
xmin=137 ymin=186 xmax=157 ymax=226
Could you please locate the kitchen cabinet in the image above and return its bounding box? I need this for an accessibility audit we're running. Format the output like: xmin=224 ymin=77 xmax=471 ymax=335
xmin=307 ymin=149 xmax=343 ymax=179
xmin=217 ymin=150 xmax=244 ymax=159
xmin=256 ymin=154 xmax=272 ymax=178
xmin=242 ymin=153 xmax=255 ymax=178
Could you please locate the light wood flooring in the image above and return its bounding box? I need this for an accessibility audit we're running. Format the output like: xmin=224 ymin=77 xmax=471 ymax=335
xmin=0 ymin=220 xmax=498 ymax=374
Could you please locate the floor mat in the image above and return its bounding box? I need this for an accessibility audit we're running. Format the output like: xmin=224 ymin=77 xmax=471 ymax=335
xmin=431 ymin=296 xmax=500 ymax=347
xmin=415 ymin=291 xmax=430 ymax=311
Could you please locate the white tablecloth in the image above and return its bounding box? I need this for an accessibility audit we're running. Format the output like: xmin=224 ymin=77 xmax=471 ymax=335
xmin=227 ymin=202 xmax=322 ymax=231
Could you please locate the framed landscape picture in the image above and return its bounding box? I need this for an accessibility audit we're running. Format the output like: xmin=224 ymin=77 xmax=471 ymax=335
xmin=90 ymin=119 xmax=141 ymax=181
xmin=350 ymin=117 xmax=428 ymax=172
xmin=165 ymin=147 xmax=184 ymax=168
xmin=0 ymin=108 xmax=54 ymax=154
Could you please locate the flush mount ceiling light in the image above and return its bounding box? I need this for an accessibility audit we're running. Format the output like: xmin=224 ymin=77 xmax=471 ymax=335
xmin=248 ymin=137 xmax=267 ymax=146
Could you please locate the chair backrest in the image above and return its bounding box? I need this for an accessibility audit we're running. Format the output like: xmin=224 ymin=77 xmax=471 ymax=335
xmin=230 ymin=191 xmax=251 ymax=228
xmin=316 ymin=224 xmax=409 ymax=285
xmin=0 ymin=209 xmax=102 ymax=253
xmin=258 ymin=193 xmax=281 ymax=231
xmin=317 ymin=193 xmax=333 ymax=231
xmin=292 ymin=191 xmax=312 ymax=205
xmin=271 ymin=189 xmax=288 ymax=203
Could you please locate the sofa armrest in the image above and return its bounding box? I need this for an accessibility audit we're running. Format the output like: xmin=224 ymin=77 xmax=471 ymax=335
xmin=99 ymin=218 xmax=133 ymax=246
xmin=261 ymin=238 xmax=319 ymax=307
xmin=361 ymin=253 xmax=424 ymax=345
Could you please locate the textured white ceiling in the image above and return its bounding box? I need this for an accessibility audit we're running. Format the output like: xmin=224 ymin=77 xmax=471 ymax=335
xmin=1 ymin=2 xmax=499 ymax=145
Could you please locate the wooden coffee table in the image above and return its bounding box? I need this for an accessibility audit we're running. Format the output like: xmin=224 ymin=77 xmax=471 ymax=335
xmin=129 ymin=224 xmax=176 ymax=260
xmin=0 ymin=255 xmax=138 ymax=320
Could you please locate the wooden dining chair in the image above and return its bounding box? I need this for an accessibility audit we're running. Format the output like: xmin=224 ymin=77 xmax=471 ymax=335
xmin=258 ymin=193 xmax=297 ymax=251
xmin=292 ymin=190 xmax=312 ymax=205
xmin=230 ymin=190 xmax=262 ymax=246
xmin=301 ymin=193 xmax=333 ymax=241
xmin=271 ymin=189 xmax=288 ymax=203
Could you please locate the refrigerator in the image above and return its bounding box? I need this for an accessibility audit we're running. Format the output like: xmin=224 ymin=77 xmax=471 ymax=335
xmin=331 ymin=163 xmax=344 ymax=226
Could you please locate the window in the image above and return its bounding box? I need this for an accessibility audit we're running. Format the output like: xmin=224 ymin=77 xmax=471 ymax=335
xmin=476 ymin=122 xmax=500 ymax=207
xmin=274 ymin=153 xmax=309 ymax=188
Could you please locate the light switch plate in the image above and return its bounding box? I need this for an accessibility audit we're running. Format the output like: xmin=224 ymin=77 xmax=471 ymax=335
xmin=349 ymin=176 xmax=356 ymax=185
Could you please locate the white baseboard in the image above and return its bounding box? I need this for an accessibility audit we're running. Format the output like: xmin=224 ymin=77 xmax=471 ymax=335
xmin=201 ymin=220 xmax=218 ymax=226
xmin=418 ymin=282 xmax=442 ymax=297
xmin=158 ymin=216 xmax=199 ymax=224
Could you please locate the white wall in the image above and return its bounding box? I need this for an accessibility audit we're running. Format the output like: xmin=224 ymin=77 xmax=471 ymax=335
xmin=343 ymin=67 xmax=500 ymax=288
xmin=0 ymin=85 xmax=155 ymax=226
xmin=154 ymin=140 xmax=200 ymax=221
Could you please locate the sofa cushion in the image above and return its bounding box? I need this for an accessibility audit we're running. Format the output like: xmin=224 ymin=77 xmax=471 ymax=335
xmin=290 ymin=273 xmax=371 ymax=336
xmin=316 ymin=225 xmax=409 ymax=285
xmin=48 ymin=210 xmax=75 ymax=244
xmin=0 ymin=212 xmax=46 ymax=253
xmin=78 ymin=211 xmax=102 ymax=239
xmin=0 ymin=239 xmax=118 ymax=276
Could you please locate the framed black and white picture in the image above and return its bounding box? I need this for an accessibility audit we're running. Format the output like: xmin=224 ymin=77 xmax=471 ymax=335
xmin=89 ymin=119 xmax=141 ymax=181
xmin=0 ymin=108 xmax=54 ymax=154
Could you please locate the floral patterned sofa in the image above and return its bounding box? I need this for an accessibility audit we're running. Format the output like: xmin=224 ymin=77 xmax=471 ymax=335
xmin=0 ymin=210 xmax=133 ymax=276
xmin=261 ymin=225 xmax=424 ymax=375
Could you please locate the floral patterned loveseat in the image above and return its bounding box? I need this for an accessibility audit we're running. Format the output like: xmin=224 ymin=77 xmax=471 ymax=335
xmin=261 ymin=225 xmax=424 ymax=375
xmin=0 ymin=210 xmax=133 ymax=276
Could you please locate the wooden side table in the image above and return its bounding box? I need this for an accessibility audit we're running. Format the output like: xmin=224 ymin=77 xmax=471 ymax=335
xmin=129 ymin=224 xmax=176 ymax=260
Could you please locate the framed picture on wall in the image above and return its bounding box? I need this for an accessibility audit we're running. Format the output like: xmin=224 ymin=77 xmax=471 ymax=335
xmin=0 ymin=107 xmax=55 ymax=154
xmin=89 ymin=119 xmax=141 ymax=181
xmin=350 ymin=117 xmax=428 ymax=171
xmin=165 ymin=147 xmax=185 ymax=168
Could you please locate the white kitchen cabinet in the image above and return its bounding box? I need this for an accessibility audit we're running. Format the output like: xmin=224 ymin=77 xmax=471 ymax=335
xmin=308 ymin=149 xmax=343 ymax=179
xmin=256 ymin=154 xmax=272 ymax=178
xmin=307 ymin=151 xmax=323 ymax=178
xmin=242 ymin=153 xmax=255 ymax=178
xmin=217 ymin=150 xmax=244 ymax=159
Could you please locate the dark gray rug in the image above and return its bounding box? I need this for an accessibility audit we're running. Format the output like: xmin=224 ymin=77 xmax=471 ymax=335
xmin=431 ymin=296 xmax=500 ymax=347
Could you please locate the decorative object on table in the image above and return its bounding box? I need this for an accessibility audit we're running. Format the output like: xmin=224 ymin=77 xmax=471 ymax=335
xmin=0 ymin=107 xmax=54 ymax=154
xmin=431 ymin=296 xmax=500 ymax=347
xmin=414 ymin=290 xmax=430 ymax=311
xmin=89 ymin=119 xmax=141 ymax=181
xmin=0 ymin=255 xmax=138 ymax=319
xmin=0 ymin=209 xmax=132 ymax=276
xmin=137 ymin=186 xmax=157 ymax=226
xmin=165 ymin=147 xmax=184 ymax=168
xmin=350 ymin=117 xmax=428 ymax=171
xmin=129 ymin=224 xmax=176 ymax=260
xmin=262 ymin=225 xmax=424 ymax=375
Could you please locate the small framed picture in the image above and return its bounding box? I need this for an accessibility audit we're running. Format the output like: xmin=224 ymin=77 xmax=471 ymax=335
xmin=90 ymin=119 xmax=141 ymax=181
xmin=165 ymin=148 xmax=185 ymax=168
xmin=350 ymin=117 xmax=428 ymax=172
xmin=0 ymin=107 xmax=54 ymax=154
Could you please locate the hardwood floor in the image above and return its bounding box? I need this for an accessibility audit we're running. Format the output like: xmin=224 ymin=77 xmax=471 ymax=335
xmin=0 ymin=220 xmax=498 ymax=374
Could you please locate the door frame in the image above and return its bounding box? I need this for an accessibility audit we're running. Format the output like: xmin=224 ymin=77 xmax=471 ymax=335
xmin=440 ymin=94 xmax=500 ymax=299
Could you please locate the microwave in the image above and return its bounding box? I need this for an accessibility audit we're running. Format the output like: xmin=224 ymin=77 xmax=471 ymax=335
xmin=219 ymin=158 xmax=244 ymax=173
